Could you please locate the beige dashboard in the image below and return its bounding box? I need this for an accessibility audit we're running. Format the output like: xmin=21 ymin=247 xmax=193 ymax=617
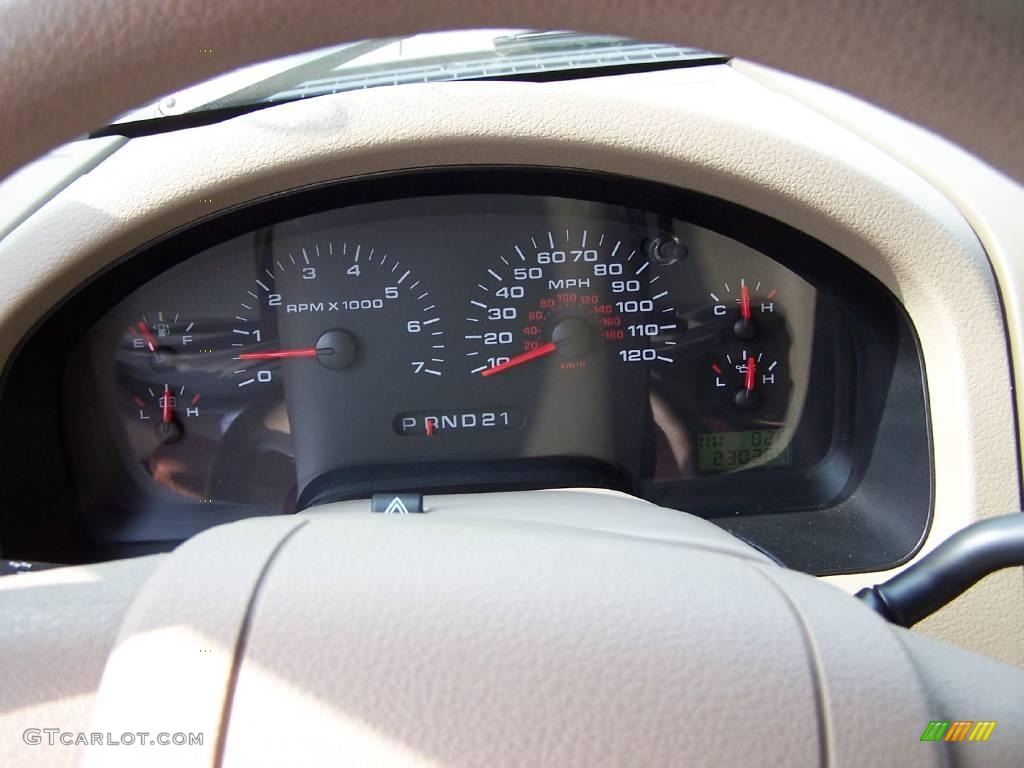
xmin=0 ymin=61 xmax=1021 ymax=665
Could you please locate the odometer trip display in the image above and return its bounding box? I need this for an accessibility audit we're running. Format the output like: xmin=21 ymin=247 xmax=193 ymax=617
xmin=697 ymin=430 xmax=793 ymax=473
xmin=465 ymin=229 xmax=681 ymax=377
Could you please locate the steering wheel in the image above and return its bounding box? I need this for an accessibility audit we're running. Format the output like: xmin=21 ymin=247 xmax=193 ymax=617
xmin=1 ymin=2 xmax=1022 ymax=767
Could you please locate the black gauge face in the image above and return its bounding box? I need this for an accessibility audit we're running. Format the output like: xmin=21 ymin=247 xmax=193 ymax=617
xmin=123 ymin=311 xmax=199 ymax=373
xmin=464 ymin=229 xmax=681 ymax=378
xmin=709 ymin=348 xmax=784 ymax=416
xmin=708 ymin=279 xmax=778 ymax=341
xmin=229 ymin=239 xmax=446 ymax=389
xmin=130 ymin=383 xmax=202 ymax=444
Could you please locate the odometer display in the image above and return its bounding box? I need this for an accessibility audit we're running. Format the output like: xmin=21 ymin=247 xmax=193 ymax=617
xmin=697 ymin=430 xmax=793 ymax=473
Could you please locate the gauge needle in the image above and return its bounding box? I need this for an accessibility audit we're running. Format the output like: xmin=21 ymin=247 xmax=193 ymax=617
xmin=238 ymin=348 xmax=318 ymax=360
xmin=137 ymin=321 xmax=158 ymax=352
xmin=162 ymin=384 xmax=173 ymax=424
xmin=740 ymin=284 xmax=752 ymax=321
xmin=744 ymin=356 xmax=757 ymax=391
xmin=481 ymin=341 xmax=558 ymax=377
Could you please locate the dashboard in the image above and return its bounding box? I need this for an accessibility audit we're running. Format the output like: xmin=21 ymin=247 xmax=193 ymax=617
xmin=0 ymin=169 xmax=930 ymax=573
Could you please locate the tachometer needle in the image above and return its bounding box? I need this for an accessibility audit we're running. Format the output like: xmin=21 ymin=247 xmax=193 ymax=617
xmin=744 ymin=356 xmax=757 ymax=391
xmin=481 ymin=341 xmax=558 ymax=377
xmin=238 ymin=348 xmax=318 ymax=360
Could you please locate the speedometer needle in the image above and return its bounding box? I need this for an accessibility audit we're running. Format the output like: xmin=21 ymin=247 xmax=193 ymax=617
xmin=238 ymin=348 xmax=318 ymax=360
xmin=481 ymin=342 xmax=558 ymax=377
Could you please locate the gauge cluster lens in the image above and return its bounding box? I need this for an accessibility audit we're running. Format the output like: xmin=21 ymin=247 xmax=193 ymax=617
xmin=59 ymin=186 xmax=879 ymax=549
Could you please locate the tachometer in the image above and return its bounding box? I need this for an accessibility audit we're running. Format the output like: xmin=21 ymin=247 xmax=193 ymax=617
xmin=229 ymin=240 xmax=446 ymax=386
xmin=465 ymin=230 xmax=680 ymax=376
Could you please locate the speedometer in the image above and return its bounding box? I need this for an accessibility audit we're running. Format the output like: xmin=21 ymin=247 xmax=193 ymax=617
xmin=465 ymin=230 xmax=680 ymax=377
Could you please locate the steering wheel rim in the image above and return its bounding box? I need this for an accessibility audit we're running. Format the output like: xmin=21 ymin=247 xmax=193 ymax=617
xmin=0 ymin=0 xmax=1021 ymax=181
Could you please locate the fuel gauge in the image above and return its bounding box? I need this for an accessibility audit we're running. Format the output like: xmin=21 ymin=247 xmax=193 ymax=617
xmin=127 ymin=312 xmax=197 ymax=372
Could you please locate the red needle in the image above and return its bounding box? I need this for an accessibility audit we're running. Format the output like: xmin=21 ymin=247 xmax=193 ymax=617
xmin=481 ymin=342 xmax=558 ymax=377
xmin=137 ymin=321 xmax=158 ymax=352
xmin=425 ymin=420 xmax=435 ymax=437
xmin=162 ymin=385 xmax=173 ymax=424
xmin=238 ymin=348 xmax=318 ymax=360
xmin=744 ymin=356 xmax=757 ymax=391
xmin=740 ymin=284 xmax=752 ymax=321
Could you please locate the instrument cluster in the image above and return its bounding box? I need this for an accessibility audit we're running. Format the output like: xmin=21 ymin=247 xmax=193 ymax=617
xmin=75 ymin=194 xmax=817 ymax=510
xmin=0 ymin=170 xmax=929 ymax=573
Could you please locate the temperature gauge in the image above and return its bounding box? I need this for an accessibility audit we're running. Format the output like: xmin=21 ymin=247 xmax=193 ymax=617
xmin=132 ymin=384 xmax=202 ymax=444
xmin=711 ymin=350 xmax=780 ymax=410
xmin=709 ymin=279 xmax=777 ymax=341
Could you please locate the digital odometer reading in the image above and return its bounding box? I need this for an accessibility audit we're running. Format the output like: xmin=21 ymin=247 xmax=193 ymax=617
xmin=697 ymin=430 xmax=792 ymax=473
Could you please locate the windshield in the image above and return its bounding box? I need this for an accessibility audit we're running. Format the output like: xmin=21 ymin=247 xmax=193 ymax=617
xmin=114 ymin=30 xmax=720 ymax=124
